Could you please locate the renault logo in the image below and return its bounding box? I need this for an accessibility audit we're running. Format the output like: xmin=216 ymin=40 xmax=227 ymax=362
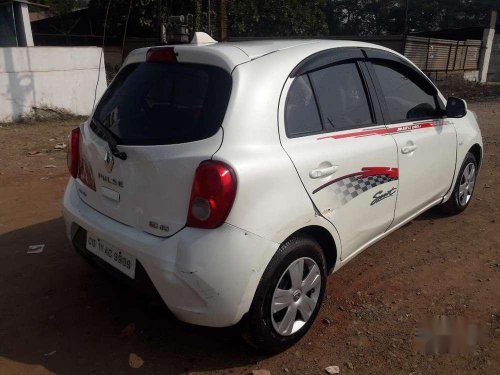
xmin=104 ymin=150 xmax=114 ymax=173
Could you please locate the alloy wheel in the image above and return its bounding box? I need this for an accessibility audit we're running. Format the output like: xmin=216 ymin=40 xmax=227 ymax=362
xmin=270 ymin=257 xmax=321 ymax=336
xmin=458 ymin=162 xmax=476 ymax=206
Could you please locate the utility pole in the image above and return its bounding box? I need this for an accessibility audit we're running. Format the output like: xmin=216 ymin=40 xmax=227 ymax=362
xmin=478 ymin=10 xmax=497 ymax=83
xmin=220 ymin=0 xmax=227 ymax=41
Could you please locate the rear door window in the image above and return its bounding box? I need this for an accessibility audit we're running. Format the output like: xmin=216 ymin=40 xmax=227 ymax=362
xmin=93 ymin=63 xmax=232 ymax=145
xmin=285 ymin=75 xmax=323 ymax=137
xmin=371 ymin=62 xmax=438 ymax=123
xmin=309 ymin=62 xmax=374 ymax=131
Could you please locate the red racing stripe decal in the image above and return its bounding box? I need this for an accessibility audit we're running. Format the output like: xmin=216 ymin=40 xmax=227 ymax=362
xmin=318 ymin=121 xmax=445 ymax=140
xmin=318 ymin=127 xmax=389 ymax=140
xmin=361 ymin=166 xmax=399 ymax=179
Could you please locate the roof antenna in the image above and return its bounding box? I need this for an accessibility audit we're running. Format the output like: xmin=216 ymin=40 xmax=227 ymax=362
xmin=190 ymin=32 xmax=217 ymax=45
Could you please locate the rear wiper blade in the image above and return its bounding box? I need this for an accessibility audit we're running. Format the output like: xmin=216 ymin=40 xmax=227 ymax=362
xmin=91 ymin=118 xmax=127 ymax=160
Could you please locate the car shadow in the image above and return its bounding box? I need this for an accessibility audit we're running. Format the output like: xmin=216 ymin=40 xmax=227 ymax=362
xmin=0 ymin=218 xmax=268 ymax=374
xmin=413 ymin=206 xmax=450 ymax=221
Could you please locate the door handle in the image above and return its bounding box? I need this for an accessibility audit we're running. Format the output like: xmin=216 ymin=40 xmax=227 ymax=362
xmin=401 ymin=144 xmax=418 ymax=154
xmin=309 ymin=165 xmax=338 ymax=179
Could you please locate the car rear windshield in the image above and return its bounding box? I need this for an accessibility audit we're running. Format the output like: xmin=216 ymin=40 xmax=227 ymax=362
xmin=92 ymin=62 xmax=232 ymax=145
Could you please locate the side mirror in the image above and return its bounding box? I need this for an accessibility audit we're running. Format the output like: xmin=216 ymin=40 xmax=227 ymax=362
xmin=446 ymin=97 xmax=467 ymax=118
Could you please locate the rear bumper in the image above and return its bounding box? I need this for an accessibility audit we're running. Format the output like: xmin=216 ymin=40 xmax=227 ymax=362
xmin=63 ymin=178 xmax=279 ymax=327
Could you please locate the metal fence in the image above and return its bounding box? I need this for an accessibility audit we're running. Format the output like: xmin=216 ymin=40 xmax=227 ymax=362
xmin=404 ymin=36 xmax=482 ymax=72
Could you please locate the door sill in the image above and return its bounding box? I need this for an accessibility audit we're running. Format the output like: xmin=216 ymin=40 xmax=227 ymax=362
xmin=336 ymin=197 xmax=443 ymax=269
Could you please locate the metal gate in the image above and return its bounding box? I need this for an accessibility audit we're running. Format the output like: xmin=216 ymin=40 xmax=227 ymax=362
xmin=404 ymin=36 xmax=482 ymax=72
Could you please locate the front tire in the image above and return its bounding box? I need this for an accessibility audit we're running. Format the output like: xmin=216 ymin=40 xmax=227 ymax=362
xmin=440 ymin=152 xmax=478 ymax=215
xmin=243 ymin=236 xmax=327 ymax=353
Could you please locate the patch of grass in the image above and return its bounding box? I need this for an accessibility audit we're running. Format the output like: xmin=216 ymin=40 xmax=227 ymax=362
xmin=0 ymin=106 xmax=86 ymax=126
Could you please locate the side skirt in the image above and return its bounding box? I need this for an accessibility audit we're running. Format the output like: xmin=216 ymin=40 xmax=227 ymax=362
xmin=330 ymin=197 xmax=443 ymax=274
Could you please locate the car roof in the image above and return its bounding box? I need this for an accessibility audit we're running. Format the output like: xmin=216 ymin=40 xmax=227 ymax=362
xmin=124 ymin=39 xmax=401 ymax=74
xmin=212 ymin=39 xmax=400 ymax=60
xmin=222 ymin=39 xmax=321 ymax=59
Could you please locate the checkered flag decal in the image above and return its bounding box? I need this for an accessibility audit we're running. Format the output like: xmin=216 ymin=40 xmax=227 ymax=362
xmin=332 ymin=174 xmax=396 ymax=206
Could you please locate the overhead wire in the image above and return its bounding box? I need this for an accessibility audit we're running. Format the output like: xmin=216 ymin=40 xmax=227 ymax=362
xmin=121 ymin=0 xmax=134 ymax=63
xmin=93 ymin=0 xmax=113 ymax=110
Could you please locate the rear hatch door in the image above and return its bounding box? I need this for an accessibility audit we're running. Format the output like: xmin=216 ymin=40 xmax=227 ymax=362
xmin=76 ymin=58 xmax=232 ymax=237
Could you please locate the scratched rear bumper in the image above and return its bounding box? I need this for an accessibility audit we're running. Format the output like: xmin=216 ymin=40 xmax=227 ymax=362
xmin=63 ymin=178 xmax=279 ymax=327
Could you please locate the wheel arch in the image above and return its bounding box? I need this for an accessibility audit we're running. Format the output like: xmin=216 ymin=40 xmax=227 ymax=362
xmin=468 ymin=143 xmax=482 ymax=169
xmin=283 ymin=225 xmax=338 ymax=273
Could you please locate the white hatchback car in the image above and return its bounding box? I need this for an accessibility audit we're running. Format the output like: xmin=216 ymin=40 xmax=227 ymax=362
xmin=63 ymin=37 xmax=482 ymax=352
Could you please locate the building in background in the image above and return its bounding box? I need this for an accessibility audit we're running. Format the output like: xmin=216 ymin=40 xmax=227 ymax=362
xmin=409 ymin=11 xmax=498 ymax=82
xmin=0 ymin=0 xmax=49 ymax=47
xmin=0 ymin=0 xmax=107 ymax=122
xmin=30 ymin=6 xmax=129 ymax=72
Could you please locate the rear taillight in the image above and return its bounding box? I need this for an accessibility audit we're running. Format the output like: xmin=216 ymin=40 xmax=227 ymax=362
xmin=146 ymin=47 xmax=177 ymax=63
xmin=67 ymin=127 xmax=80 ymax=178
xmin=79 ymin=154 xmax=96 ymax=191
xmin=186 ymin=161 xmax=237 ymax=229
xmin=67 ymin=126 xmax=96 ymax=190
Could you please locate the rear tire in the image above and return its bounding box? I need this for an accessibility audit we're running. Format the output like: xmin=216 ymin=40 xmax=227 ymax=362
xmin=440 ymin=152 xmax=478 ymax=215
xmin=242 ymin=236 xmax=327 ymax=353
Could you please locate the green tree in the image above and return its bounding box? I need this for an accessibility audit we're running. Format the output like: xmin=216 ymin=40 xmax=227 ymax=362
xmin=406 ymin=0 xmax=497 ymax=32
xmin=324 ymin=0 xmax=498 ymax=36
xmin=325 ymin=0 xmax=406 ymax=35
xmin=87 ymin=0 xmax=202 ymax=37
xmin=228 ymin=0 xmax=329 ymax=37
xmin=50 ymin=0 xmax=498 ymax=39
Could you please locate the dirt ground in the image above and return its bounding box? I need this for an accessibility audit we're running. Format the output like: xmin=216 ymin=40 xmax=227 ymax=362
xmin=0 ymin=102 xmax=498 ymax=375
xmin=437 ymin=80 xmax=500 ymax=103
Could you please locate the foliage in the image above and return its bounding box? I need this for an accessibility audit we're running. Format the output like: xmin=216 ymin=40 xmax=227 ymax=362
xmin=324 ymin=0 xmax=498 ymax=36
xmin=228 ymin=0 xmax=329 ymax=37
xmin=228 ymin=0 xmax=498 ymax=37
xmin=37 ymin=0 xmax=498 ymax=38
xmin=406 ymin=0 xmax=497 ymax=32
xmin=324 ymin=0 xmax=405 ymax=36
xmin=87 ymin=0 xmax=201 ymax=37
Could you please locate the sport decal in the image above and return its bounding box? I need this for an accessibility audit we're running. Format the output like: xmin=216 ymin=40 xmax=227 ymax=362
xmin=317 ymin=120 xmax=451 ymax=141
xmin=371 ymin=187 xmax=397 ymax=206
xmin=313 ymin=167 xmax=398 ymax=207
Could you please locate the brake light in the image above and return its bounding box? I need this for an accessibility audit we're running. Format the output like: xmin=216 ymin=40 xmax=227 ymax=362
xmin=79 ymin=153 xmax=96 ymax=191
xmin=146 ymin=47 xmax=177 ymax=63
xmin=67 ymin=126 xmax=96 ymax=190
xmin=67 ymin=127 xmax=80 ymax=178
xmin=187 ymin=161 xmax=237 ymax=229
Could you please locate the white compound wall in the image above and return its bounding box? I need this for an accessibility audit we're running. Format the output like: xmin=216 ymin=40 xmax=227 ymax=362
xmin=0 ymin=46 xmax=107 ymax=122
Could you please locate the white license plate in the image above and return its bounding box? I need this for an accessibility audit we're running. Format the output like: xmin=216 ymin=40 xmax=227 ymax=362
xmin=86 ymin=232 xmax=136 ymax=279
